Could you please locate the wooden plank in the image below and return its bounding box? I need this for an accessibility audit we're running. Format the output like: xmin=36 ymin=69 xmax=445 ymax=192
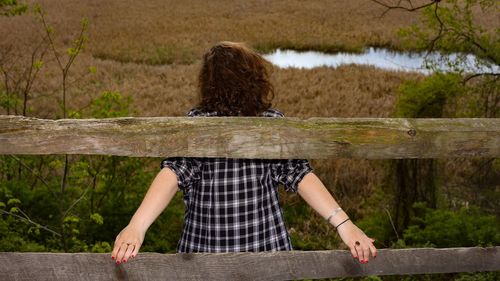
xmin=0 ymin=247 xmax=498 ymax=280
xmin=0 ymin=115 xmax=499 ymax=159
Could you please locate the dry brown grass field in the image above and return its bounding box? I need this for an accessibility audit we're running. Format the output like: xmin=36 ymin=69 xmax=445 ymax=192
xmin=0 ymin=0 xmax=497 ymax=249
xmin=1 ymin=0 xmax=425 ymax=64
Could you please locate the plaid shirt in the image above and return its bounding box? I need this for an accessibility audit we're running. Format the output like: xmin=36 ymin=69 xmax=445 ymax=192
xmin=160 ymin=107 xmax=313 ymax=253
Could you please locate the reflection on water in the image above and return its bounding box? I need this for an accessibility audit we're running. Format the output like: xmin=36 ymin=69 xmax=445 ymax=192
xmin=263 ymin=47 xmax=499 ymax=74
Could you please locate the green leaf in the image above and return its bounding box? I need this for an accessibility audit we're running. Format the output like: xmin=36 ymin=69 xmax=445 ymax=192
xmin=0 ymin=0 xmax=27 ymax=16
xmin=33 ymin=60 xmax=44 ymax=70
xmin=66 ymin=48 xmax=77 ymax=56
xmin=90 ymin=213 xmax=104 ymax=225
xmin=7 ymin=198 xmax=21 ymax=205
xmin=81 ymin=17 xmax=89 ymax=28
xmin=63 ymin=215 xmax=80 ymax=224
xmin=68 ymin=111 xmax=81 ymax=119
xmin=48 ymin=159 xmax=63 ymax=169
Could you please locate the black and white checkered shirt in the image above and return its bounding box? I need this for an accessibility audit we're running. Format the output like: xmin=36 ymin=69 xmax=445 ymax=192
xmin=161 ymin=107 xmax=313 ymax=253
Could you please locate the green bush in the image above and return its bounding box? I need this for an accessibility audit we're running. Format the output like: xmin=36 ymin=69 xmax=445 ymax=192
xmin=402 ymin=202 xmax=500 ymax=248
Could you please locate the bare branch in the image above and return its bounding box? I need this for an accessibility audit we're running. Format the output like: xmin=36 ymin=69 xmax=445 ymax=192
xmin=37 ymin=10 xmax=63 ymax=71
xmin=462 ymin=73 xmax=500 ymax=84
xmin=371 ymin=0 xmax=439 ymax=15
xmin=62 ymin=184 xmax=91 ymax=220
xmin=9 ymin=156 xmax=50 ymax=188
xmin=1 ymin=209 xmax=61 ymax=237
xmin=384 ymin=206 xmax=400 ymax=241
xmin=425 ymin=2 xmax=444 ymax=57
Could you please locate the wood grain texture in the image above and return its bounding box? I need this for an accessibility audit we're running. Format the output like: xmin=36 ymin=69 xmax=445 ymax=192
xmin=1 ymin=115 xmax=499 ymax=159
xmin=0 ymin=247 xmax=499 ymax=280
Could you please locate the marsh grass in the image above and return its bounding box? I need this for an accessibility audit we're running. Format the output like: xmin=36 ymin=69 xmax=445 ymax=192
xmin=1 ymin=0 xmax=425 ymax=65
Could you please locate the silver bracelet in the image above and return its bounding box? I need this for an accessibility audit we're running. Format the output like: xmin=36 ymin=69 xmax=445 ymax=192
xmin=326 ymin=207 xmax=343 ymax=223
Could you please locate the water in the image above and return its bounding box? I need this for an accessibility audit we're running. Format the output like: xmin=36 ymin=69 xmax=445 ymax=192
xmin=263 ymin=47 xmax=499 ymax=74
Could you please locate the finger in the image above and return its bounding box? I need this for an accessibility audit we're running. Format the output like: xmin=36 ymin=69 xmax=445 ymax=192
xmin=349 ymin=245 xmax=358 ymax=259
xmin=111 ymin=245 xmax=118 ymax=260
xmin=358 ymin=244 xmax=366 ymax=263
xmin=362 ymin=244 xmax=371 ymax=263
xmin=131 ymin=242 xmax=141 ymax=259
xmin=111 ymin=237 xmax=122 ymax=260
xmin=355 ymin=240 xmax=367 ymax=263
xmin=354 ymin=243 xmax=362 ymax=263
xmin=123 ymin=244 xmax=135 ymax=263
xmin=369 ymin=242 xmax=378 ymax=259
xmin=116 ymin=243 xmax=128 ymax=264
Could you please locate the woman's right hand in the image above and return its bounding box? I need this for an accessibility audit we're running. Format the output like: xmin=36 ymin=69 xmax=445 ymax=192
xmin=336 ymin=220 xmax=377 ymax=263
xmin=111 ymin=224 xmax=145 ymax=264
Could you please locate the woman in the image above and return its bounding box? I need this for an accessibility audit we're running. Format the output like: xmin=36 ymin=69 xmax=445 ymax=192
xmin=111 ymin=41 xmax=376 ymax=264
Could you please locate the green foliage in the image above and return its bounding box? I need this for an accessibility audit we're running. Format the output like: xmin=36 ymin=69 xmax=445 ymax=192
xmin=89 ymin=213 xmax=103 ymax=225
xmin=0 ymin=0 xmax=27 ymax=16
xmin=33 ymin=60 xmax=43 ymax=70
xmin=356 ymin=208 xmax=395 ymax=248
xmin=90 ymin=241 xmax=111 ymax=253
xmin=88 ymin=66 xmax=97 ymax=74
xmin=454 ymin=272 xmax=500 ymax=281
xmin=7 ymin=198 xmax=21 ymax=205
xmin=0 ymin=90 xmax=21 ymax=113
xmin=0 ymin=91 xmax=178 ymax=253
xmin=90 ymin=91 xmax=133 ymax=118
xmin=394 ymin=72 xmax=464 ymax=118
xmin=395 ymin=0 xmax=499 ymax=119
xmin=398 ymin=0 xmax=499 ymax=68
xmin=402 ymin=202 xmax=500 ymax=248
xmin=358 ymin=198 xmax=500 ymax=250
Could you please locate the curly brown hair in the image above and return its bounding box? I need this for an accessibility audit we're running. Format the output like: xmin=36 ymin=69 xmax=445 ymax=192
xmin=197 ymin=41 xmax=275 ymax=116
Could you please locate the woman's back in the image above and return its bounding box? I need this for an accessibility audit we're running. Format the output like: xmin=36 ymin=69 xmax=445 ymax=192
xmin=161 ymin=108 xmax=313 ymax=252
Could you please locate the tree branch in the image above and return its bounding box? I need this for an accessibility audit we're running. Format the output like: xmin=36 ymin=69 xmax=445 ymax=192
xmin=371 ymin=0 xmax=440 ymax=14
xmin=62 ymin=184 xmax=91 ymax=220
xmin=8 ymin=155 xmax=58 ymax=198
xmin=425 ymin=2 xmax=444 ymax=57
xmin=1 ymin=209 xmax=61 ymax=237
xmin=462 ymin=73 xmax=500 ymax=84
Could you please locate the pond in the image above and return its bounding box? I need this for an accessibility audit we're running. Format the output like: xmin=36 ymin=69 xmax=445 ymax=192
xmin=263 ymin=47 xmax=499 ymax=74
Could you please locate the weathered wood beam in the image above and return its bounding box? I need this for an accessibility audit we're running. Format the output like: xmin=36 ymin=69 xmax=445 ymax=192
xmin=0 ymin=247 xmax=498 ymax=280
xmin=1 ymin=115 xmax=499 ymax=159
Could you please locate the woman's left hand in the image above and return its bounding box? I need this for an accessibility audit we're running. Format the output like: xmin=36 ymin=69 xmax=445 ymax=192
xmin=336 ymin=220 xmax=377 ymax=263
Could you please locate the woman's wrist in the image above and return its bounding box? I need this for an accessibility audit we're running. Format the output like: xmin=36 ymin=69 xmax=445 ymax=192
xmin=128 ymin=219 xmax=148 ymax=235
xmin=334 ymin=218 xmax=351 ymax=230
xmin=329 ymin=211 xmax=350 ymax=228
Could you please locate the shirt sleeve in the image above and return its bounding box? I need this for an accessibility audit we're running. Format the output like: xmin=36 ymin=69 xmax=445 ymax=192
xmin=272 ymin=159 xmax=313 ymax=193
xmin=160 ymin=157 xmax=202 ymax=191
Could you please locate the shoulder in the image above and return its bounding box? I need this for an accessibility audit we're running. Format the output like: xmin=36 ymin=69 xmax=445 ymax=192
xmin=260 ymin=108 xmax=285 ymax=118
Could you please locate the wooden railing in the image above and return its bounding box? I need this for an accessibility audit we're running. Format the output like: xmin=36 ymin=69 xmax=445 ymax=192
xmin=0 ymin=247 xmax=499 ymax=281
xmin=1 ymin=115 xmax=499 ymax=280
xmin=1 ymin=116 xmax=499 ymax=158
